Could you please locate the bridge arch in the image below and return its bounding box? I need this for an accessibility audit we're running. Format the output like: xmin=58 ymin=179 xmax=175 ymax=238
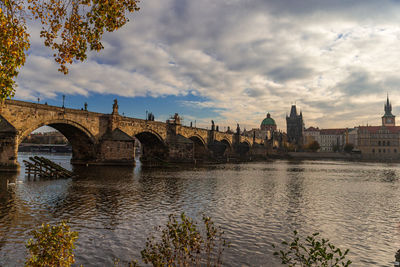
xmin=134 ymin=130 xmax=168 ymax=162
xmin=241 ymin=140 xmax=251 ymax=147
xmin=19 ymin=119 xmax=95 ymax=144
xmin=18 ymin=119 xmax=97 ymax=163
xmin=189 ymin=134 xmax=206 ymax=147
xmin=238 ymin=141 xmax=250 ymax=156
xmin=220 ymin=139 xmax=232 ymax=151
xmin=189 ymin=135 xmax=208 ymax=161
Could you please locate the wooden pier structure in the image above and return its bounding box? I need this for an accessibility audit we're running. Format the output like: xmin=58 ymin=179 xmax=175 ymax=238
xmin=23 ymin=156 xmax=74 ymax=179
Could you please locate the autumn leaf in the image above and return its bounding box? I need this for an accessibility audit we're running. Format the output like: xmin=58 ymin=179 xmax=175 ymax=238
xmin=0 ymin=0 xmax=140 ymax=100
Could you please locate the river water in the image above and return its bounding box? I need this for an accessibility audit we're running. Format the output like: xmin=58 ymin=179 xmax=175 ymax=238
xmin=1 ymin=153 xmax=400 ymax=266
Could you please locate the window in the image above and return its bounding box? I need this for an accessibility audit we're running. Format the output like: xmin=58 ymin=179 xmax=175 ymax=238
xmin=395 ymin=149 xmax=397 ymax=153
xmin=388 ymin=141 xmax=391 ymax=146
xmin=379 ymin=149 xmax=381 ymax=153
xmin=372 ymin=149 xmax=375 ymax=153
xmin=378 ymin=141 xmax=381 ymax=146
xmin=383 ymin=149 xmax=386 ymax=153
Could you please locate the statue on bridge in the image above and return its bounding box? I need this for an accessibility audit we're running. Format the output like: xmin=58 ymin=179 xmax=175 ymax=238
xmin=236 ymin=123 xmax=240 ymax=135
xmin=211 ymin=120 xmax=215 ymax=131
xmin=112 ymin=99 xmax=119 ymax=115
xmin=173 ymin=113 xmax=181 ymax=125
xmin=147 ymin=112 xmax=155 ymax=121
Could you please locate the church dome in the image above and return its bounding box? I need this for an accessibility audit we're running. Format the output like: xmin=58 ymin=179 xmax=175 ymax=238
xmin=261 ymin=113 xmax=276 ymax=126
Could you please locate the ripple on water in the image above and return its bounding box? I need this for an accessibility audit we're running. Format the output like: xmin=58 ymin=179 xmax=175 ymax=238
xmin=1 ymin=157 xmax=400 ymax=266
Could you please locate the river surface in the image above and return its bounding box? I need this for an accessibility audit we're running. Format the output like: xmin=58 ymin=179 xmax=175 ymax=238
xmin=1 ymin=153 xmax=400 ymax=266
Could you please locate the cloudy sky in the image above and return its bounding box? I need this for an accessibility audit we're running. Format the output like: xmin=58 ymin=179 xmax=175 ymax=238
xmin=15 ymin=0 xmax=400 ymax=131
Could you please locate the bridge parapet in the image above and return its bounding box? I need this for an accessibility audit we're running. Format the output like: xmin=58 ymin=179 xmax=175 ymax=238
xmin=0 ymin=100 xmax=269 ymax=170
xmin=214 ymin=131 xmax=234 ymax=146
xmin=118 ymin=118 xmax=168 ymax=141
xmin=177 ymin=126 xmax=208 ymax=145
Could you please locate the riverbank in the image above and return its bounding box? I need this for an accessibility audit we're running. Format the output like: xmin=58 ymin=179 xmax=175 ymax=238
xmin=287 ymin=152 xmax=361 ymax=160
xmin=18 ymin=144 xmax=72 ymax=153
xmin=278 ymin=152 xmax=400 ymax=163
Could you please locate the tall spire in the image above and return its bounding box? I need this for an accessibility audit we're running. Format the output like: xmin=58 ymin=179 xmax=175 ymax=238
xmin=290 ymin=105 xmax=297 ymax=117
xmin=387 ymin=92 xmax=390 ymax=107
xmin=384 ymin=94 xmax=393 ymax=116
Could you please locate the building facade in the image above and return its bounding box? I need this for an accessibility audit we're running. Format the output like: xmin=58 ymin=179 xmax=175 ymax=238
xmin=348 ymin=128 xmax=358 ymax=147
xmin=245 ymin=113 xmax=278 ymax=141
xmin=358 ymin=96 xmax=400 ymax=159
xmin=243 ymin=113 xmax=286 ymax=149
xmin=358 ymin=126 xmax=400 ymax=159
xmin=286 ymin=105 xmax=304 ymax=144
xmin=261 ymin=113 xmax=277 ymax=132
xmin=319 ymin=128 xmax=347 ymax=152
xmin=303 ymin=127 xmax=320 ymax=146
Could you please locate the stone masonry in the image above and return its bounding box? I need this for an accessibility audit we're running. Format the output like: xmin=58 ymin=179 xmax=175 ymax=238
xmin=0 ymin=99 xmax=265 ymax=171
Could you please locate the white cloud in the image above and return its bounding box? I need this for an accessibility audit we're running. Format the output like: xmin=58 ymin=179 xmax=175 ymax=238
xmin=14 ymin=0 xmax=400 ymax=130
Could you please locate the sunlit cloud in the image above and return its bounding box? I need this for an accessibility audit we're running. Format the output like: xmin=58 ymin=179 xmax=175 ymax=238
xmin=15 ymin=0 xmax=400 ymax=130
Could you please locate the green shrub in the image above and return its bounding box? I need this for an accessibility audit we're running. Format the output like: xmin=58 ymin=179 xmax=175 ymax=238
xmin=25 ymin=221 xmax=78 ymax=267
xmin=307 ymin=141 xmax=320 ymax=152
xmin=141 ymin=213 xmax=229 ymax=267
xmin=344 ymin=143 xmax=354 ymax=153
xmin=272 ymin=230 xmax=351 ymax=267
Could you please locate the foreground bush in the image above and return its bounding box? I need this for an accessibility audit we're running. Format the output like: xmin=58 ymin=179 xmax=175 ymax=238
xmin=141 ymin=213 xmax=229 ymax=267
xmin=25 ymin=214 xmax=228 ymax=267
xmin=272 ymin=230 xmax=351 ymax=267
xmin=25 ymin=221 xmax=78 ymax=267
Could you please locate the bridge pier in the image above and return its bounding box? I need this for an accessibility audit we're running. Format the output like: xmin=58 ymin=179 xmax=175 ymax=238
xmin=208 ymin=141 xmax=226 ymax=160
xmin=0 ymin=133 xmax=20 ymax=171
xmin=0 ymin=100 xmax=269 ymax=171
xmin=249 ymin=143 xmax=268 ymax=160
xmin=0 ymin=115 xmax=20 ymax=171
xmin=163 ymin=120 xmax=196 ymax=164
xmin=95 ymin=129 xmax=136 ymax=166
xmin=166 ymin=135 xmax=195 ymax=164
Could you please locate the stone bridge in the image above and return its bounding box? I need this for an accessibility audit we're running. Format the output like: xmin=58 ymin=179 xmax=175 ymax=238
xmin=0 ymin=99 xmax=266 ymax=171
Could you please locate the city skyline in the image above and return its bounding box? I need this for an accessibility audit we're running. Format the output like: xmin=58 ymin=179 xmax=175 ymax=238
xmin=14 ymin=0 xmax=400 ymax=130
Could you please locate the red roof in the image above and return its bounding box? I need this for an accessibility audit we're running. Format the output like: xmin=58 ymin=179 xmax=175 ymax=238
xmin=320 ymin=128 xmax=347 ymax=135
xmin=305 ymin=126 xmax=319 ymax=132
xmin=358 ymin=126 xmax=400 ymax=134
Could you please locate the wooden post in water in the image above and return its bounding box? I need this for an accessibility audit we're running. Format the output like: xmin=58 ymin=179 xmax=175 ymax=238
xmin=24 ymin=157 xmax=74 ymax=179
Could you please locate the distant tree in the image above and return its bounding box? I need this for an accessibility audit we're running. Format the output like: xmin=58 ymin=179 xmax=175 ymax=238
xmin=332 ymin=144 xmax=340 ymax=152
xmin=344 ymin=143 xmax=354 ymax=153
xmin=307 ymin=141 xmax=320 ymax=152
xmin=286 ymin=143 xmax=296 ymax=152
xmin=0 ymin=0 xmax=140 ymax=100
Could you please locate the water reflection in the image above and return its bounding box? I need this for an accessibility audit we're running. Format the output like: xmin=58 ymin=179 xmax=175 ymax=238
xmin=0 ymin=173 xmax=17 ymax=249
xmin=285 ymin=162 xmax=306 ymax=230
xmin=381 ymin=170 xmax=397 ymax=183
xmin=1 ymin=155 xmax=400 ymax=266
